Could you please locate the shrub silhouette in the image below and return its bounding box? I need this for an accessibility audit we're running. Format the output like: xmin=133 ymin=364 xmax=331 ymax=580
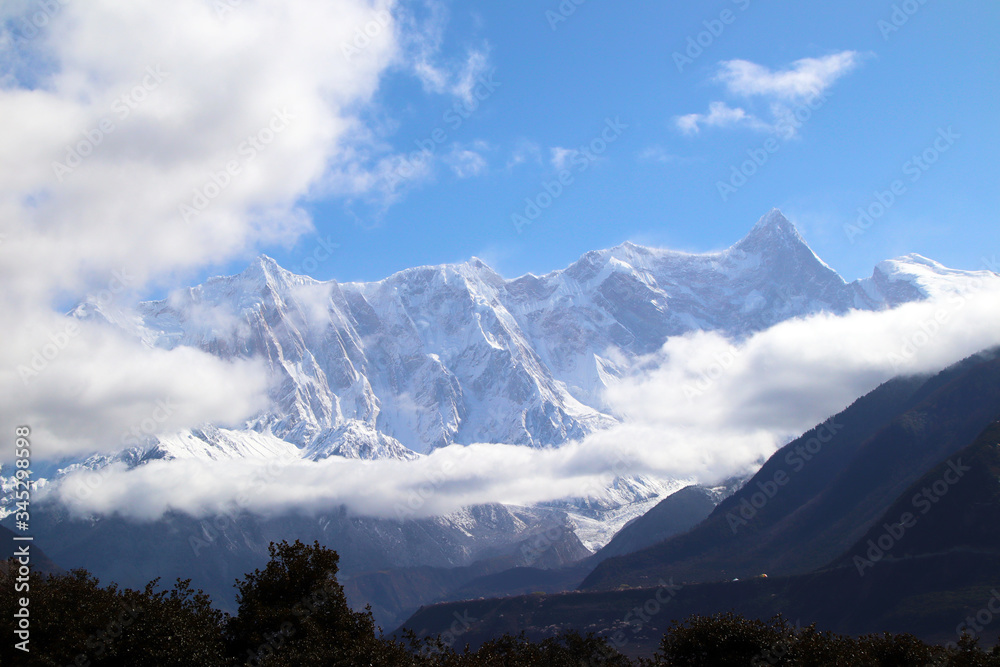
xmin=0 ymin=567 xmax=226 ymax=665
xmin=3 ymin=543 xmax=999 ymax=665
xmin=641 ymin=612 xmax=1000 ymax=666
xmin=224 ymin=539 xmax=411 ymax=665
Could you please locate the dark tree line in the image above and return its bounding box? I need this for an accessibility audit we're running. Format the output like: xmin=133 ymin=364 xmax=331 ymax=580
xmin=2 ymin=540 xmax=998 ymax=666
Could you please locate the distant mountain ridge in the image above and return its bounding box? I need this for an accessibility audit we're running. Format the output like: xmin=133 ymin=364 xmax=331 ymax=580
xmin=9 ymin=209 xmax=998 ymax=633
xmin=68 ymin=209 xmax=990 ymax=467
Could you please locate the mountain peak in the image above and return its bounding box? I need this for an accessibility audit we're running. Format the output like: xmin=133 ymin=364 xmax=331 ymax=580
xmin=249 ymin=253 xmax=282 ymax=271
xmin=234 ymin=254 xmax=295 ymax=290
xmin=751 ymin=208 xmax=800 ymax=237
xmin=733 ymin=209 xmax=808 ymax=253
xmin=465 ymin=256 xmax=499 ymax=275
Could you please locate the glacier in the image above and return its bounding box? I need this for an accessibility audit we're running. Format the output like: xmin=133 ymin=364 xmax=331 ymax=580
xmin=60 ymin=209 xmax=985 ymax=469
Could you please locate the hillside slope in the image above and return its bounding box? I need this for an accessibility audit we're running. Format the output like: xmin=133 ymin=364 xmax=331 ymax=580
xmin=582 ymin=348 xmax=1000 ymax=590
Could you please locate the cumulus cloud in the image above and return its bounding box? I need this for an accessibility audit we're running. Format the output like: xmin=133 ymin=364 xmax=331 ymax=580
xmin=444 ymin=142 xmax=489 ymax=178
xmin=550 ymin=146 xmax=578 ymax=171
xmin=5 ymin=318 xmax=271 ymax=460
xmin=715 ymin=51 xmax=861 ymax=101
xmin=676 ymin=101 xmax=768 ymax=136
xmin=0 ymin=0 xmax=490 ymax=458
xmin=399 ymin=0 xmax=490 ymax=105
xmin=1 ymin=0 xmax=399 ymax=291
xmin=45 ymin=277 xmax=1000 ymax=521
xmin=676 ymin=51 xmax=861 ymax=137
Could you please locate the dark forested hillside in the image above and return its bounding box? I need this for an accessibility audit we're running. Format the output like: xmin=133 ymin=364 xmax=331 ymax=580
xmin=581 ymin=349 xmax=1000 ymax=591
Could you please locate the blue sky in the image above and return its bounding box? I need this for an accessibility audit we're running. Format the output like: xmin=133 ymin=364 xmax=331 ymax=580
xmin=1 ymin=0 xmax=996 ymax=299
xmin=252 ymin=0 xmax=998 ymax=286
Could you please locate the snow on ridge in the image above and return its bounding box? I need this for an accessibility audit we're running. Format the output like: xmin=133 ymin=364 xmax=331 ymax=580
xmin=71 ymin=210 xmax=989 ymax=461
xmin=46 ymin=211 xmax=992 ymax=525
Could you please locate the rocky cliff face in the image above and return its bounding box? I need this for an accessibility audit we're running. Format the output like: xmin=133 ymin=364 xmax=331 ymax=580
xmin=66 ymin=209 xmax=981 ymax=465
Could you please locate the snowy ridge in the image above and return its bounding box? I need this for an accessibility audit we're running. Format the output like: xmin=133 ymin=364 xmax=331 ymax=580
xmin=44 ymin=209 xmax=995 ymax=533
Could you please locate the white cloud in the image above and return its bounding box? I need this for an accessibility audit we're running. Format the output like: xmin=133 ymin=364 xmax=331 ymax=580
xmin=715 ymin=51 xmax=861 ymax=101
xmin=677 ymin=51 xmax=861 ymax=138
xmin=450 ymin=50 xmax=492 ymax=107
xmin=676 ymin=101 xmax=768 ymax=136
xmin=398 ymin=0 xmax=490 ymax=106
xmin=325 ymin=148 xmax=436 ymax=212
xmin=550 ymin=146 xmax=577 ymax=170
xmin=45 ymin=277 xmax=1000 ymax=520
xmin=444 ymin=142 xmax=489 ymax=178
xmin=506 ymin=138 xmax=542 ymax=169
xmin=3 ymin=311 xmax=272 ymax=459
xmin=0 ymin=0 xmax=403 ymax=288
xmin=412 ymin=48 xmax=491 ymax=106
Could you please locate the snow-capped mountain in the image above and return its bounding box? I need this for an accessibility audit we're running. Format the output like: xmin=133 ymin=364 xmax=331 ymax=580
xmin=8 ymin=208 xmax=996 ymax=626
xmin=69 ymin=209 xmax=989 ymax=466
